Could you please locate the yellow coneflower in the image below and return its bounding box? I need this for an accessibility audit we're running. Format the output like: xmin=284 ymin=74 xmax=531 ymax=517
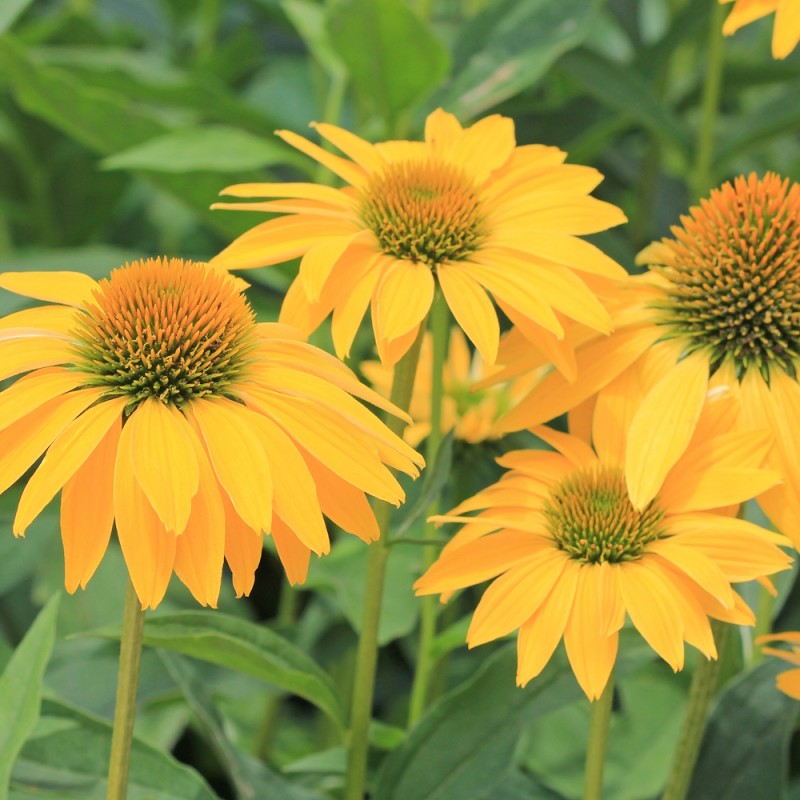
xmin=360 ymin=327 xmax=540 ymax=447
xmin=496 ymin=173 xmax=800 ymax=540
xmin=0 ymin=258 xmax=423 ymax=609
xmin=758 ymin=633 xmax=800 ymax=698
xmin=415 ymin=403 xmax=791 ymax=700
xmin=210 ymin=109 xmax=627 ymax=366
xmin=721 ymin=0 xmax=800 ymax=58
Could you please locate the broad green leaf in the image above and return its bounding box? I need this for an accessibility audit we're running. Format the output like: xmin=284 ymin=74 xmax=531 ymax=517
xmin=559 ymin=49 xmax=690 ymax=155
xmin=305 ymin=538 xmax=420 ymax=645
xmin=434 ymin=0 xmax=600 ymax=119
xmin=686 ymin=658 xmax=798 ymax=799
xmin=327 ymin=0 xmax=449 ymax=129
xmin=281 ymin=0 xmax=346 ymax=79
xmin=89 ymin=612 xmax=345 ymax=730
xmin=0 ymin=593 xmax=60 ymax=796
xmin=12 ymin=699 xmax=220 ymax=800
xmin=484 ymin=771 xmax=566 ymax=800
xmin=373 ymin=646 xmax=581 ymax=800
xmin=0 ymin=0 xmax=35 ymax=35
xmin=159 ymin=652 xmax=327 ymax=800
xmin=102 ymin=126 xmax=298 ymax=173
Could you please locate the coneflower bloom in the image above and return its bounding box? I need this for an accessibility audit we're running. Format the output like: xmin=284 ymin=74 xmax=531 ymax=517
xmin=210 ymin=109 xmax=627 ymax=366
xmin=495 ymin=173 xmax=800 ymax=540
xmin=758 ymin=633 xmax=800 ymax=698
xmin=360 ymin=327 xmax=540 ymax=447
xmin=721 ymin=0 xmax=800 ymax=58
xmin=0 ymin=258 xmax=423 ymax=609
xmin=415 ymin=403 xmax=791 ymax=700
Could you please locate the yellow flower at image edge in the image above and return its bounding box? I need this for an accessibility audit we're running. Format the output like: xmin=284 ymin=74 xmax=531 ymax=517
xmin=0 ymin=258 xmax=423 ymax=609
xmin=758 ymin=633 xmax=800 ymax=699
xmin=211 ymin=109 xmax=627 ymax=366
xmin=721 ymin=0 xmax=800 ymax=58
xmin=415 ymin=410 xmax=792 ymax=701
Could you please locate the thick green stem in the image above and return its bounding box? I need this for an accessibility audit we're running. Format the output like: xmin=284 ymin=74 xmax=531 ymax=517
xmin=661 ymin=619 xmax=730 ymax=800
xmin=106 ymin=579 xmax=145 ymax=800
xmin=583 ymin=676 xmax=615 ymax=800
xmin=407 ymin=293 xmax=449 ymax=726
xmin=344 ymin=328 xmax=426 ymax=800
xmin=752 ymin=585 xmax=776 ymax=665
xmin=691 ymin=0 xmax=726 ymax=199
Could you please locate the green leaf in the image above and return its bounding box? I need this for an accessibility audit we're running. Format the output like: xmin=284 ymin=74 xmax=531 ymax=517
xmin=483 ymin=771 xmax=566 ymax=800
xmin=305 ymin=539 xmax=420 ymax=645
xmin=88 ymin=612 xmax=345 ymax=730
xmin=373 ymin=646 xmax=581 ymax=800
xmin=102 ymin=126 xmax=300 ymax=173
xmin=0 ymin=0 xmax=34 ymax=35
xmin=434 ymin=0 xmax=600 ymax=119
xmin=0 ymin=593 xmax=60 ymax=796
xmin=159 ymin=652 xmax=327 ymax=800
xmin=281 ymin=0 xmax=346 ymax=79
xmin=12 ymin=699 xmax=220 ymax=800
xmin=686 ymin=658 xmax=798 ymax=799
xmin=327 ymin=0 xmax=449 ymax=129
xmin=559 ymin=49 xmax=690 ymax=155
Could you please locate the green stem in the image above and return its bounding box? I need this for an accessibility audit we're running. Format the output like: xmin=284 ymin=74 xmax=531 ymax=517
xmin=254 ymin=581 xmax=301 ymax=760
xmin=314 ymin=70 xmax=348 ymax=186
xmin=407 ymin=293 xmax=449 ymax=726
xmin=344 ymin=327 xmax=426 ymax=800
xmin=583 ymin=675 xmax=615 ymax=800
xmin=661 ymin=619 xmax=730 ymax=800
xmin=691 ymin=0 xmax=726 ymax=199
xmin=106 ymin=579 xmax=145 ymax=800
xmin=752 ymin=584 xmax=776 ymax=665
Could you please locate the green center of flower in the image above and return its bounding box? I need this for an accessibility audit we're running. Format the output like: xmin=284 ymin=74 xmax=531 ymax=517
xmin=653 ymin=173 xmax=800 ymax=382
xmin=360 ymin=159 xmax=487 ymax=266
xmin=74 ymin=258 xmax=257 ymax=409
xmin=544 ymin=465 xmax=666 ymax=564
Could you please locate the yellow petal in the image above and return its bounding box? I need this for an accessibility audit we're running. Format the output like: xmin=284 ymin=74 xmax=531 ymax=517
xmin=531 ymin=425 xmax=597 ymax=469
xmin=113 ymin=419 xmax=176 ymax=610
xmin=723 ymin=0 xmax=776 ymax=34
xmin=128 ymin=399 xmax=200 ymax=535
xmin=451 ymin=114 xmax=516 ymax=184
xmin=774 ymin=0 xmax=800 ymax=56
xmin=625 ymin=351 xmax=709 ymax=509
xmin=437 ymin=264 xmax=499 ymax=364
xmin=218 ymin=180 xmax=354 ymax=207
xmin=0 ymin=271 xmax=99 ymax=308
xmin=313 ymin=122 xmax=385 ymax=172
xmin=331 ymin=253 xmax=384 ymax=358
xmin=189 ymin=398 xmax=273 ymax=533
xmin=0 ymin=337 xmax=75 ymax=382
xmin=271 ymin=516 xmax=312 ymax=586
xmin=592 ymin=365 xmax=645 ymax=466
xmin=299 ymin=231 xmax=370 ymax=302
xmin=424 ymin=108 xmax=462 ymax=157
xmin=374 ymin=260 xmax=434 ymax=343
xmin=499 ymin=196 xmax=627 ymax=234
xmin=0 ymin=369 xmax=85 ymax=434
xmin=0 ymin=305 xmax=81 ymax=336
xmin=221 ymin=491 xmax=263 ymax=598
xmin=276 ymin=129 xmax=366 ymax=186
xmin=648 ymin=539 xmax=734 ymax=607
xmin=15 ymin=397 xmax=126 ymax=537
xmin=61 ymin=415 xmax=120 ymax=592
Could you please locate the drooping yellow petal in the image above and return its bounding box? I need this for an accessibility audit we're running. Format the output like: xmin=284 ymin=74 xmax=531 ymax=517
xmin=0 ymin=388 xmax=104 ymax=499
xmin=773 ymin=0 xmax=800 ymax=57
xmin=61 ymin=415 xmax=121 ymax=592
xmin=174 ymin=436 xmax=225 ymax=608
xmin=299 ymin=231 xmax=370 ymax=302
xmin=189 ymin=398 xmax=273 ymax=534
xmin=625 ymin=351 xmax=709 ymax=509
xmin=564 ymin=565 xmax=618 ymax=700
xmin=128 ymin=399 xmax=200 ymax=535
xmin=221 ymin=491 xmax=263 ymax=598
xmin=330 ymin=253 xmax=384 ymax=358
xmin=592 ymin=365 xmax=645 ymax=466
xmin=723 ymin=0 xmax=777 ymax=34
xmin=436 ymin=263 xmax=499 ymax=364
xmin=271 ymin=516 xmax=312 ymax=586
xmin=0 ymin=270 xmax=99 ymax=308
xmin=374 ymin=260 xmax=435 ymax=343
xmin=648 ymin=539 xmax=734 ymax=607
xmin=14 ymin=396 xmax=126 ymax=536
xmin=113 ymin=419 xmax=176 ymax=610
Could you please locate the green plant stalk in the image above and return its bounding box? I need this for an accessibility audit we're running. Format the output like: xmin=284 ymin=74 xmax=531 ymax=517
xmin=254 ymin=581 xmax=302 ymax=760
xmin=583 ymin=675 xmax=615 ymax=800
xmin=106 ymin=579 xmax=146 ymax=800
xmin=661 ymin=619 xmax=730 ymax=800
xmin=407 ymin=292 xmax=449 ymax=726
xmin=314 ymin=69 xmax=348 ymax=186
xmin=344 ymin=326 xmax=426 ymax=800
xmin=691 ymin=0 xmax=726 ymax=199
xmin=752 ymin=585 xmax=777 ymax=665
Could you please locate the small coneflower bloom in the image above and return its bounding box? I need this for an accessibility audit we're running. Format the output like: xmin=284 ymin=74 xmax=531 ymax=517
xmin=496 ymin=173 xmax=800 ymax=538
xmin=721 ymin=0 xmax=800 ymax=58
xmin=758 ymin=633 xmax=800 ymax=699
xmin=210 ymin=109 xmax=627 ymax=366
xmin=415 ymin=403 xmax=791 ymax=700
xmin=360 ymin=328 xmax=540 ymax=447
xmin=0 ymin=258 xmax=423 ymax=609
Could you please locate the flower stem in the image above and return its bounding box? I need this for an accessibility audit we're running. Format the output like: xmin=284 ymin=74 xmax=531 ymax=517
xmin=583 ymin=675 xmax=615 ymax=800
xmin=691 ymin=0 xmax=726 ymax=199
xmin=344 ymin=327 xmax=426 ymax=800
xmin=752 ymin=584 xmax=776 ymax=665
xmin=661 ymin=619 xmax=730 ymax=800
xmin=407 ymin=292 xmax=449 ymax=726
xmin=106 ymin=579 xmax=145 ymax=800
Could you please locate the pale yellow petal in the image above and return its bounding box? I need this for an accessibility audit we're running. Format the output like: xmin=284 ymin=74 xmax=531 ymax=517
xmin=0 ymin=369 xmax=85 ymax=433
xmin=0 ymin=271 xmax=99 ymax=308
xmin=374 ymin=260 xmax=434 ymax=343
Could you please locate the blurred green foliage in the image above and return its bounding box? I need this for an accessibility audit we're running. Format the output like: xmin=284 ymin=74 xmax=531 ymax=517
xmin=1 ymin=0 xmax=800 ymax=798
